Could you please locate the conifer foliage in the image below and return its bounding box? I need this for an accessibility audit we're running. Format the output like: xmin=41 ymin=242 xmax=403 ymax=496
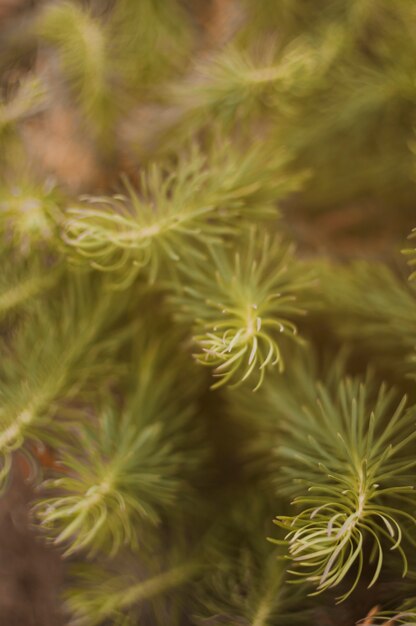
xmin=1 ymin=1 xmax=416 ymax=624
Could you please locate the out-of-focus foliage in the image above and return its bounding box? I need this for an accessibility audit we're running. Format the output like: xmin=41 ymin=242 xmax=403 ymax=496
xmin=65 ymin=548 xmax=202 ymax=626
xmin=190 ymin=494 xmax=313 ymax=626
xmin=0 ymin=273 xmax=132 ymax=485
xmin=316 ymin=261 xmax=416 ymax=375
xmin=38 ymin=2 xmax=114 ymax=138
xmin=35 ymin=322 xmax=206 ymax=557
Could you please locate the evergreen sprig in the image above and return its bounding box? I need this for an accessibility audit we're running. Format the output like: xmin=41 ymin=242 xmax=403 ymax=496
xmin=0 ymin=273 xmax=129 ymax=484
xmin=35 ymin=323 xmax=205 ymax=556
xmin=169 ymin=35 xmax=335 ymax=137
xmin=170 ymin=44 xmax=286 ymax=130
xmin=172 ymin=229 xmax=314 ymax=389
xmin=272 ymin=374 xmax=416 ymax=601
xmin=63 ymin=144 xmax=301 ymax=287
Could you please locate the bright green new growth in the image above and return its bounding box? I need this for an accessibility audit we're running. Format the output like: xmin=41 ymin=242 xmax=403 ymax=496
xmin=273 ymin=378 xmax=416 ymax=601
xmin=172 ymin=229 xmax=313 ymax=389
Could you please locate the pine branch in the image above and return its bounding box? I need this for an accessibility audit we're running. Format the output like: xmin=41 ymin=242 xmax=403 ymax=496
xmin=171 ymin=228 xmax=314 ymax=389
xmin=168 ymin=32 xmax=338 ymax=137
xmin=269 ymin=369 xmax=416 ymax=601
xmin=63 ymin=143 xmax=302 ymax=287
xmin=169 ymin=44 xmax=290 ymax=128
xmin=34 ymin=321 xmax=206 ymax=556
xmin=0 ymin=272 xmax=131 ymax=483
